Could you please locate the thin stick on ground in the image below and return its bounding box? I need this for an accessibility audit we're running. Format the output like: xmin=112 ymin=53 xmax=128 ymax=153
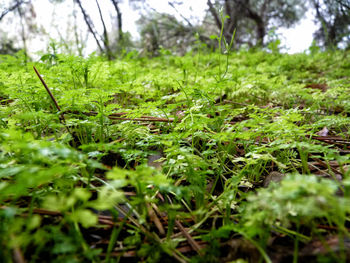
xmin=33 ymin=66 xmax=62 ymax=113
xmin=33 ymin=66 xmax=71 ymax=134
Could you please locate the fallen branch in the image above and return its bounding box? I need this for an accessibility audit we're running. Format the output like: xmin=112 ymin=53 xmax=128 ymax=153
xmin=175 ymin=219 xmax=203 ymax=256
xmin=33 ymin=66 xmax=72 ymax=135
xmin=33 ymin=67 xmax=63 ymax=116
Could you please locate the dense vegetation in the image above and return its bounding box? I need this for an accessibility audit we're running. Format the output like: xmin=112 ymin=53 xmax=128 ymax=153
xmin=0 ymin=46 xmax=350 ymax=262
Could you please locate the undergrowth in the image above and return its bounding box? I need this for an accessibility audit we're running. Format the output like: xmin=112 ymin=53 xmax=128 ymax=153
xmin=0 ymin=47 xmax=349 ymax=262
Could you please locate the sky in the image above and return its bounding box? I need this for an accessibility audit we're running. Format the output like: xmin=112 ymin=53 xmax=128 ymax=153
xmin=277 ymin=8 xmax=318 ymax=53
xmin=3 ymin=0 xmax=319 ymax=55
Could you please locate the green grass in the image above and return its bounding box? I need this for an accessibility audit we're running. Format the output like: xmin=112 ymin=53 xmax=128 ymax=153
xmin=0 ymin=47 xmax=349 ymax=262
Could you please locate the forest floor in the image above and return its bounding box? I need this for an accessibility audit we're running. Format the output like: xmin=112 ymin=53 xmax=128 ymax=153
xmin=0 ymin=49 xmax=350 ymax=262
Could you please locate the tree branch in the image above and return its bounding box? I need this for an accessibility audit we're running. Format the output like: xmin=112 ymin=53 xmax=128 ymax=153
xmin=168 ymin=1 xmax=193 ymax=27
xmin=74 ymin=0 xmax=104 ymax=53
xmin=335 ymin=0 xmax=350 ymax=10
xmin=0 ymin=0 xmax=28 ymax=22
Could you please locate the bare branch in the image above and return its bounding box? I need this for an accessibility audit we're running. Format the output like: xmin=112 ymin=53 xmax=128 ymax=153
xmin=74 ymin=0 xmax=104 ymax=53
xmin=0 ymin=0 xmax=28 ymax=22
xmin=335 ymin=0 xmax=350 ymax=10
xmin=168 ymin=1 xmax=193 ymax=27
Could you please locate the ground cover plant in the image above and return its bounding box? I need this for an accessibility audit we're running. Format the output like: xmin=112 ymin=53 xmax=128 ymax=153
xmin=0 ymin=45 xmax=350 ymax=262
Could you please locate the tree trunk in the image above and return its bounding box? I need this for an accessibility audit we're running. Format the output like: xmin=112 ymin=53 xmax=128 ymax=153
xmin=110 ymin=0 xmax=123 ymax=42
xmin=224 ymin=0 xmax=237 ymax=40
xmin=245 ymin=5 xmax=266 ymax=45
xmin=207 ymin=0 xmax=222 ymax=32
xmin=207 ymin=0 xmax=235 ymax=45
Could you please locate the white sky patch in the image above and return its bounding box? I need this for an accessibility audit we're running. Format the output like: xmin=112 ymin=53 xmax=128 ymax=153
xmin=278 ymin=9 xmax=318 ymax=53
xmin=146 ymin=0 xmax=207 ymax=24
xmin=120 ymin=2 xmax=140 ymax=37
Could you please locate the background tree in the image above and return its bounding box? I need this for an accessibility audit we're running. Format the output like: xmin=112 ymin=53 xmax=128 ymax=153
xmin=110 ymin=0 xmax=123 ymax=42
xmin=135 ymin=1 xmax=215 ymax=55
xmin=0 ymin=0 xmax=39 ymax=60
xmin=311 ymin=0 xmax=350 ymax=48
xmin=207 ymin=0 xmax=307 ymax=47
xmin=137 ymin=12 xmax=198 ymax=56
xmin=73 ymin=0 xmax=128 ymax=59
